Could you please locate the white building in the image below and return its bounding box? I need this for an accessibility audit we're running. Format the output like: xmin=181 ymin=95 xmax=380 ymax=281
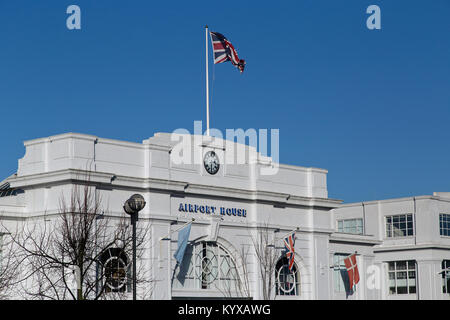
xmin=0 ymin=132 xmax=448 ymax=300
xmin=332 ymin=193 xmax=450 ymax=300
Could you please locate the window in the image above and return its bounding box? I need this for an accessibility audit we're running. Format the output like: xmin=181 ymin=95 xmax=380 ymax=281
xmin=333 ymin=253 xmax=350 ymax=293
xmin=388 ymin=260 xmax=416 ymax=294
xmin=440 ymin=214 xmax=450 ymax=237
xmin=173 ymin=241 xmax=240 ymax=292
xmin=275 ymin=257 xmax=300 ymax=296
xmin=99 ymin=248 xmax=130 ymax=293
xmin=0 ymin=188 xmax=23 ymax=198
xmin=385 ymin=214 xmax=413 ymax=238
xmin=442 ymin=260 xmax=450 ymax=294
xmin=337 ymin=219 xmax=363 ymax=234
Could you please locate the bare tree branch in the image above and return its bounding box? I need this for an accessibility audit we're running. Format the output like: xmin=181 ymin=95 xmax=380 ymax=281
xmin=250 ymin=222 xmax=279 ymax=300
xmin=2 ymin=175 xmax=153 ymax=300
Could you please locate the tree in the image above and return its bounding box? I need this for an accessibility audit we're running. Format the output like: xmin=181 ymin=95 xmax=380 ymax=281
xmin=0 ymin=233 xmax=19 ymax=299
xmin=217 ymin=222 xmax=283 ymax=300
xmin=250 ymin=222 xmax=280 ymax=300
xmin=4 ymin=181 xmax=152 ymax=300
xmin=234 ymin=243 xmax=252 ymax=298
xmin=217 ymin=243 xmax=252 ymax=299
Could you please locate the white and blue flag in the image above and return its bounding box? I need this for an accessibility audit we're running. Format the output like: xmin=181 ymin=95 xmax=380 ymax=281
xmin=174 ymin=223 xmax=192 ymax=264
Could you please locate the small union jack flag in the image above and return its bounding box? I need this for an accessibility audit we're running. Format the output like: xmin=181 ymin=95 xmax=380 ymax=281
xmin=344 ymin=253 xmax=360 ymax=290
xmin=284 ymin=232 xmax=295 ymax=271
xmin=210 ymin=31 xmax=246 ymax=73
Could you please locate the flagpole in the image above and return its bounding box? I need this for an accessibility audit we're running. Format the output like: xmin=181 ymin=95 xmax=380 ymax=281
xmin=158 ymin=218 xmax=195 ymax=241
xmin=205 ymin=25 xmax=210 ymax=136
xmin=276 ymin=227 xmax=299 ymax=241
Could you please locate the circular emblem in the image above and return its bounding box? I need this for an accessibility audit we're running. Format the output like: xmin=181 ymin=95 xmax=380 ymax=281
xmin=277 ymin=264 xmax=296 ymax=294
xmin=203 ymin=151 xmax=220 ymax=175
xmin=104 ymin=255 xmax=127 ymax=292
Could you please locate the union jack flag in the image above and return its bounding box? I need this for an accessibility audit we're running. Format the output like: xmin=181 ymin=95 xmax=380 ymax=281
xmin=344 ymin=253 xmax=360 ymax=290
xmin=284 ymin=232 xmax=295 ymax=271
xmin=210 ymin=31 xmax=246 ymax=73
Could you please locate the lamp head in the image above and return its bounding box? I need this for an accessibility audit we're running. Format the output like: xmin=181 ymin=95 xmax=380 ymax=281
xmin=124 ymin=194 xmax=146 ymax=215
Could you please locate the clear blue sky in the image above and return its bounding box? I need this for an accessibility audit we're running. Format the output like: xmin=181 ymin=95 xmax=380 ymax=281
xmin=0 ymin=0 xmax=448 ymax=203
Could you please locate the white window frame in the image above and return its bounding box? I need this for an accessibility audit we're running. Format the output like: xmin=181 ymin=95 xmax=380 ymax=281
xmin=385 ymin=214 xmax=414 ymax=238
xmin=98 ymin=248 xmax=130 ymax=294
xmin=439 ymin=214 xmax=450 ymax=237
xmin=174 ymin=241 xmax=240 ymax=292
xmin=388 ymin=260 xmax=417 ymax=295
xmin=333 ymin=253 xmax=349 ymax=293
xmin=275 ymin=257 xmax=300 ymax=296
xmin=337 ymin=218 xmax=364 ymax=235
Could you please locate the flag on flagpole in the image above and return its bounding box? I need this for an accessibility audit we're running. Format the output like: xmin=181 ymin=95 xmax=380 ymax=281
xmin=174 ymin=223 xmax=192 ymax=264
xmin=284 ymin=232 xmax=296 ymax=271
xmin=210 ymin=31 xmax=246 ymax=73
xmin=344 ymin=253 xmax=360 ymax=290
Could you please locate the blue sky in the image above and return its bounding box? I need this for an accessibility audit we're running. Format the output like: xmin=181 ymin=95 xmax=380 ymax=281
xmin=0 ymin=0 xmax=448 ymax=203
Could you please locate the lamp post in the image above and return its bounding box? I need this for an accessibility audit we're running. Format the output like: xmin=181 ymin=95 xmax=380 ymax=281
xmin=123 ymin=194 xmax=146 ymax=300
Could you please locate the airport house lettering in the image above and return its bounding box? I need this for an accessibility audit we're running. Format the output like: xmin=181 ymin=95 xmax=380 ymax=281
xmin=178 ymin=202 xmax=247 ymax=217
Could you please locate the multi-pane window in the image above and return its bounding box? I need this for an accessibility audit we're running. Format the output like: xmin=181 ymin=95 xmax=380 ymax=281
xmin=385 ymin=214 xmax=413 ymax=238
xmin=333 ymin=253 xmax=349 ymax=293
xmin=99 ymin=248 xmax=130 ymax=293
xmin=0 ymin=188 xmax=24 ymax=198
xmin=442 ymin=260 xmax=450 ymax=294
xmin=388 ymin=260 xmax=416 ymax=294
xmin=275 ymin=257 xmax=300 ymax=296
xmin=337 ymin=219 xmax=363 ymax=234
xmin=440 ymin=214 xmax=450 ymax=236
xmin=173 ymin=242 xmax=240 ymax=293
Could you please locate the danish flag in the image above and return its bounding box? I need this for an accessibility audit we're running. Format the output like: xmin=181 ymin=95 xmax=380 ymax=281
xmin=344 ymin=253 xmax=360 ymax=289
xmin=284 ymin=232 xmax=295 ymax=271
xmin=210 ymin=31 xmax=246 ymax=73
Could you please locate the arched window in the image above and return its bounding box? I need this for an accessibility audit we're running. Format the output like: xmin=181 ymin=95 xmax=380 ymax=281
xmin=275 ymin=257 xmax=300 ymax=296
xmin=99 ymin=248 xmax=129 ymax=293
xmin=174 ymin=241 xmax=240 ymax=292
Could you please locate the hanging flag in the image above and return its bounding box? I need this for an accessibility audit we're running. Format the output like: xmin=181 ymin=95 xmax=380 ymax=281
xmin=344 ymin=253 xmax=360 ymax=290
xmin=210 ymin=31 xmax=246 ymax=73
xmin=174 ymin=223 xmax=192 ymax=264
xmin=284 ymin=232 xmax=295 ymax=271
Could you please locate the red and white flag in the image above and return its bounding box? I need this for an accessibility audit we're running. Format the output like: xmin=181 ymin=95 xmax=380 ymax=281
xmin=344 ymin=253 xmax=360 ymax=289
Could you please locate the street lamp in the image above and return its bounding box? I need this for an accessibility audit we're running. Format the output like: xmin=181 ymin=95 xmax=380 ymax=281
xmin=123 ymin=194 xmax=146 ymax=300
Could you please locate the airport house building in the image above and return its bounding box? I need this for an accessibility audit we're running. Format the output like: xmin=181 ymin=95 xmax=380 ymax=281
xmin=0 ymin=132 xmax=449 ymax=300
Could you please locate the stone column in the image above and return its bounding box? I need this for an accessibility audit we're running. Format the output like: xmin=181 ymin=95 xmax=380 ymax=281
xmin=313 ymin=233 xmax=331 ymax=299
xmin=150 ymin=221 xmax=172 ymax=300
xmin=416 ymin=259 xmax=443 ymax=300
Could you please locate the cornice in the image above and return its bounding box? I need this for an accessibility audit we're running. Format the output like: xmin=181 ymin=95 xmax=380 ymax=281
xmin=8 ymin=169 xmax=342 ymax=209
xmin=339 ymin=195 xmax=450 ymax=208
xmin=374 ymin=243 xmax=450 ymax=252
xmin=330 ymin=232 xmax=381 ymax=246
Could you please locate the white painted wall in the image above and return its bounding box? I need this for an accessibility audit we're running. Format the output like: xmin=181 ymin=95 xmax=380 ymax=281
xmin=333 ymin=196 xmax=450 ymax=300
xmin=0 ymin=132 xmax=347 ymax=300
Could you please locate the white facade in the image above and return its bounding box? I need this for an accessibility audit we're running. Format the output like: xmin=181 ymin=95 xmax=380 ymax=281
xmin=0 ymin=132 xmax=448 ymax=300
xmin=332 ymin=194 xmax=450 ymax=300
